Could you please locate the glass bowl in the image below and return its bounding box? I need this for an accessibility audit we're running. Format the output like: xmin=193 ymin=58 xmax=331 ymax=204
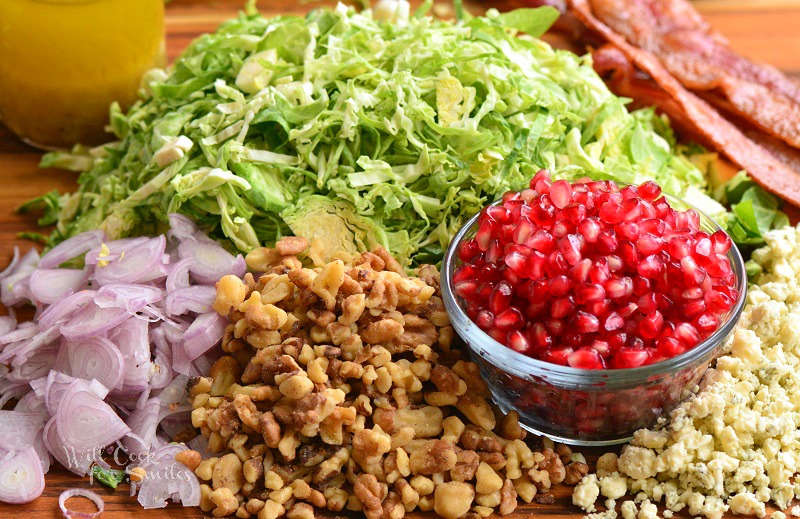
xmin=441 ymin=193 xmax=747 ymax=446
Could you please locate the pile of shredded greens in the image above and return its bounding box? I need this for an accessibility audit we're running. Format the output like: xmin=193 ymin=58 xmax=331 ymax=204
xmin=25 ymin=2 xmax=781 ymax=265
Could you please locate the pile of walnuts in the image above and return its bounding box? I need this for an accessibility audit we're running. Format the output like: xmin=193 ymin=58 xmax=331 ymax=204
xmin=181 ymin=238 xmax=587 ymax=518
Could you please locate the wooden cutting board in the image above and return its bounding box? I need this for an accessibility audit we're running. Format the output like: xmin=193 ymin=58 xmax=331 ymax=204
xmin=1 ymin=0 xmax=799 ymax=517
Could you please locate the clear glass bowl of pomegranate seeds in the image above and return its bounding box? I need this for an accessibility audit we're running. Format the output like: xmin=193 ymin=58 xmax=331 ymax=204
xmin=441 ymin=173 xmax=746 ymax=445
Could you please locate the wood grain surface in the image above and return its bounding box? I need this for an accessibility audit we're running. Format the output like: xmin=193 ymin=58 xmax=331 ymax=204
xmin=1 ymin=1 xmax=799 ymax=518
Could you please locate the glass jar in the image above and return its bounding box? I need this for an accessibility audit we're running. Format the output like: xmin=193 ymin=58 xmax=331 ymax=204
xmin=0 ymin=0 xmax=165 ymax=148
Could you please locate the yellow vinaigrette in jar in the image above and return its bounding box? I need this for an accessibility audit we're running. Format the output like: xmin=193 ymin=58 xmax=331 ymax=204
xmin=0 ymin=0 xmax=165 ymax=148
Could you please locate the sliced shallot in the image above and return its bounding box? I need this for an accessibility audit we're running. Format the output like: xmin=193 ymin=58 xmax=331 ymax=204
xmin=58 ymin=488 xmax=104 ymax=519
xmin=0 ymin=446 xmax=45 ymax=504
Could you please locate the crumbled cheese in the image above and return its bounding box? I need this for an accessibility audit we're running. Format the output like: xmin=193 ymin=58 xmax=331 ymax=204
xmin=637 ymin=499 xmax=659 ymax=519
xmin=600 ymin=473 xmax=628 ymax=500
xmin=773 ymin=512 xmax=787 ymax=519
xmin=575 ymin=226 xmax=800 ymax=517
xmin=574 ymin=475 xmax=601 ymax=512
xmin=621 ymin=500 xmax=638 ymax=519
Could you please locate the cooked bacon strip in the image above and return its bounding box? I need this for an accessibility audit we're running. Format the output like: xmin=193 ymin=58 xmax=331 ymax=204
xmin=593 ymin=44 xmax=800 ymax=184
xmin=569 ymin=0 xmax=800 ymax=206
xmin=587 ymin=0 xmax=800 ymax=148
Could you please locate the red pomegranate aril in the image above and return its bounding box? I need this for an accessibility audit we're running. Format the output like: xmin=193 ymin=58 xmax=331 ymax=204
xmin=575 ymin=311 xmax=600 ymax=333
xmin=507 ymin=330 xmax=533 ymax=354
xmin=695 ymin=313 xmax=719 ymax=334
xmin=617 ymin=221 xmax=640 ymax=241
xmin=656 ymin=337 xmax=683 ymax=358
xmin=526 ymin=229 xmax=555 ymax=253
xmin=455 ymin=280 xmax=478 ymax=299
xmin=599 ymin=201 xmax=624 ymax=224
xmin=577 ymin=283 xmax=605 ymax=304
xmin=604 ymin=312 xmax=624 ymax=331
xmin=694 ymin=236 xmax=712 ymax=257
xmin=486 ymin=239 xmax=502 ymax=263
xmin=545 ymin=319 xmax=565 ymax=337
xmin=620 ymin=241 xmax=638 ymax=266
xmin=597 ymin=230 xmax=619 ymax=254
xmin=531 ymin=323 xmax=553 ymax=348
xmin=639 ymin=311 xmax=664 ymax=339
xmin=711 ymin=230 xmax=732 ymax=254
xmin=637 ymin=254 xmax=665 ymax=278
xmin=682 ymin=299 xmax=706 ymax=317
xmin=585 ymin=299 xmax=611 ymax=318
xmin=531 ymin=170 xmax=551 ymax=192
xmin=578 ymin=217 xmax=602 ymax=243
xmin=588 ymin=260 xmax=609 ymax=284
xmin=546 ymin=251 xmax=568 ymax=277
xmin=489 ymin=282 xmax=513 ymax=314
xmin=550 ymin=180 xmax=573 ymax=209
xmin=494 ymin=307 xmax=524 ymax=330
xmin=605 ymin=277 xmax=633 ymax=299
xmin=674 ymin=322 xmax=700 ymax=345
xmin=454 ymin=175 xmax=737 ymax=370
xmin=504 ymin=251 xmax=528 ymax=277
xmin=570 ymin=258 xmax=592 ymax=283
xmin=610 ymin=348 xmax=649 ymax=369
xmin=667 ymin=236 xmax=692 ymax=258
xmin=568 ymin=348 xmax=604 ymax=369
xmin=637 ymin=180 xmax=662 ymax=201
xmin=476 ymin=310 xmax=494 ymax=330
xmin=548 ymin=275 xmax=572 ymax=297
xmin=486 ymin=205 xmax=510 ymax=224
xmin=513 ymin=219 xmax=535 ymax=245
xmin=637 ymin=233 xmax=663 ymax=255
xmin=551 ymin=296 xmax=575 ymax=319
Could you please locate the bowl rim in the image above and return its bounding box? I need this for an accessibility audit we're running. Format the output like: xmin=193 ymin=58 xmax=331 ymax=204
xmin=440 ymin=187 xmax=748 ymax=385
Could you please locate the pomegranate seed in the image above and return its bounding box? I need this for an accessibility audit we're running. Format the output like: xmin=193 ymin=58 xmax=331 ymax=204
xmin=546 ymin=251 xmax=568 ymax=277
xmin=618 ymin=302 xmax=638 ymax=318
xmin=637 ymin=292 xmax=657 ymax=314
xmin=545 ymin=319 xmax=565 ymax=336
xmin=550 ymin=180 xmax=573 ymax=209
xmin=543 ymin=347 xmax=572 ymax=366
xmin=637 ymin=233 xmax=663 ymax=255
xmin=571 ymin=258 xmax=592 ymax=283
xmin=575 ymin=311 xmax=600 ymax=333
xmin=507 ymin=330 xmax=532 ymax=354
xmin=585 ymin=299 xmax=611 ymax=318
xmin=579 ymin=217 xmax=601 ymax=243
xmin=599 ymin=201 xmax=624 ymax=224
xmin=603 ymin=312 xmax=624 ymax=331
xmin=590 ymin=340 xmax=611 ymax=357
xmin=551 ymin=296 xmax=575 ymax=319
xmin=637 ymin=181 xmax=662 ymax=201
xmin=502 ymin=268 xmax=520 ymax=285
xmin=682 ymin=299 xmax=706 ymax=317
xmin=597 ymin=230 xmax=619 ymax=254
xmin=548 ymin=275 xmax=572 ymax=297
xmin=639 ymin=219 xmax=665 ymax=235
xmin=667 ymin=235 xmax=692 ymax=258
xmin=674 ymin=322 xmax=700 ymax=345
xmin=617 ymin=221 xmax=640 ymax=241
xmin=632 ymin=276 xmax=651 ymax=296
xmin=639 ymin=311 xmax=664 ymax=339
xmin=588 ymin=260 xmax=611 ymax=284
xmin=577 ymin=283 xmax=605 ymax=304
xmin=695 ymin=313 xmax=719 ymax=334
xmin=680 ymin=256 xmax=706 ymax=286
xmin=531 ymin=170 xmax=551 ymax=192
xmin=486 ymin=239 xmax=502 ymax=264
xmin=610 ymin=348 xmax=649 ymax=369
xmin=620 ymin=241 xmax=638 ymax=266
xmin=525 ymin=301 xmax=547 ymax=319
xmin=682 ymin=287 xmax=703 ymax=300
xmin=504 ymin=251 xmax=528 ymax=277
xmin=502 ymin=191 xmax=520 ymax=203
xmin=621 ymin=198 xmax=642 ymax=222
xmin=513 ymin=219 xmax=535 ymax=244
xmin=564 ymin=204 xmax=586 ymax=225
xmin=711 ymin=230 xmax=732 ymax=254
xmin=531 ymin=323 xmax=553 ymax=349
xmin=637 ymin=255 xmax=665 ymax=278
xmin=552 ymin=221 xmax=569 ymax=238
xmin=656 ymin=337 xmax=683 ymax=358
xmin=520 ymin=188 xmax=537 ymax=203
xmin=526 ymin=230 xmax=555 ymax=253
xmin=605 ymin=277 xmax=633 ymax=299
xmin=458 ymin=239 xmax=481 ymax=262
xmin=486 ymin=205 xmax=510 ymax=224
xmin=705 ymin=291 xmax=733 ymax=313
xmin=620 ymin=185 xmax=639 ymax=200
xmin=494 ymin=307 xmax=524 ymax=330
xmin=476 ymin=310 xmax=494 ymax=329
xmin=694 ymin=236 xmax=712 ymax=257
xmin=607 ymin=255 xmax=623 ymax=272
xmin=488 ymin=327 xmax=506 ymax=343
xmin=526 ymin=251 xmax=547 ymax=280
xmin=489 ymin=282 xmax=512 ymax=314
xmin=455 ymin=280 xmax=478 ymax=299
xmin=568 ymin=348 xmax=604 ymax=369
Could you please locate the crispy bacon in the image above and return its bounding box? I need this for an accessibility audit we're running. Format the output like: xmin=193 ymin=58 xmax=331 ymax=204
xmin=569 ymin=0 xmax=800 ymax=206
xmin=586 ymin=0 xmax=800 ymax=149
